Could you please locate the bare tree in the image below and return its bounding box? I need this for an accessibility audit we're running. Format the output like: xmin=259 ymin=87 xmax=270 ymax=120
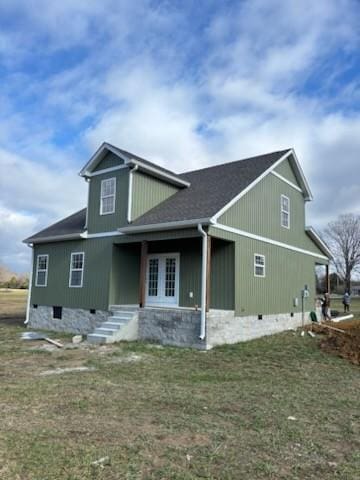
xmin=324 ymin=213 xmax=360 ymax=293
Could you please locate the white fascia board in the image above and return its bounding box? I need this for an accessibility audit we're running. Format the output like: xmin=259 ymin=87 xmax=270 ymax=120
xmin=213 ymin=223 xmax=329 ymax=260
xmin=270 ymin=171 xmax=303 ymax=193
xmin=211 ymin=150 xmax=293 ymax=222
xmin=305 ymin=227 xmax=333 ymax=259
xmin=128 ymin=159 xmax=190 ymax=188
xmin=118 ymin=218 xmax=211 ymax=234
xmin=86 ymin=164 xmax=128 ymax=177
xmin=288 ymin=149 xmax=313 ymax=201
xmin=23 ymin=233 xmax=83 ymax=245
xmin=79 ymin=142 xmax=130 ymax=177
xmin=81 ymin=231 xmax=123 ymax=239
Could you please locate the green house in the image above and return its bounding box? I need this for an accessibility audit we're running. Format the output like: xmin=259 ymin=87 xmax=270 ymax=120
xmin=24 ymin=143 xmax=331 ymax=349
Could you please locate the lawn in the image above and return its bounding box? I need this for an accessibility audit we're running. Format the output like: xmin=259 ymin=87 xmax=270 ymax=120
xmin=0 ymin=290 xmax=359 ymax=479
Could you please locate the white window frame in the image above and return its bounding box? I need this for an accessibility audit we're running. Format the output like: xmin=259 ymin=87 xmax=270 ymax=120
xmin=100 ymin=177 xmax=116 ymax=215
xmin=69 ymin=252 xmax=85 ymax=288
xmin=281 ymin=194 xmax=290 ymax=229
xmin=254 ymin=254 xmax=266 ymax=278
xmin=35 ymin=254 xmax=49 ymax=287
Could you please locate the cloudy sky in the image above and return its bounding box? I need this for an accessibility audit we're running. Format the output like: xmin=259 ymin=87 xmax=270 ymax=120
xmin=0 ymin=0 xmax=359 ymax=273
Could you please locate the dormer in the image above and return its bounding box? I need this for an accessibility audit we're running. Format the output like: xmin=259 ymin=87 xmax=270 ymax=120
xmin=79 ymin=143 xmax=189 ymax=234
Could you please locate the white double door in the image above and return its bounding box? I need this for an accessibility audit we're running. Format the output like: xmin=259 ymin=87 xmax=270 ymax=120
xmin=146 ymin=253 xmax=180 ymax=306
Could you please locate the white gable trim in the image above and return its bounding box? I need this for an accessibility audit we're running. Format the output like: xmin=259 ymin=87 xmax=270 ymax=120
xmin=212 ymin=223 xmax=329 ymax=260
xmin=211 ymin=149 xmax=312 ymax=223
xmin=271 ymin=171 xmax=303 ymax=193
xmin=79 ymin=142 xmax=190 ymax=187
xmin=305 ymin=227 xmax=333 ymax=259
xmin=87 ymin=164 xmax=128 ymax=177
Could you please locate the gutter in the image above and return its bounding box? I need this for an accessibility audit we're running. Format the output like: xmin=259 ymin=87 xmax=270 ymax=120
xmin=24 ymin=244 xmax=34 ymax=325
xmin=197 ymin=224 xmax=208 ymax=340
xmin=119 ymin=218 xmax=211 ymax=234
xmin=127 ymin=165 xmax=138 ymax=223
xmin=23 ymin=233 xmax=83 ymax=245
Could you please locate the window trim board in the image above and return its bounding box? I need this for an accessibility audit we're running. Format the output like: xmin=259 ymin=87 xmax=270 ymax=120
xmin=99 ymin=177 xmax=116 ymax=215
xmin=69 ymin=251 xmax=85 ymax=288
xmin=35 ymin=254 xmax=49 ymax=287
xmin=254 ymin=253 xmax=266 ymax=278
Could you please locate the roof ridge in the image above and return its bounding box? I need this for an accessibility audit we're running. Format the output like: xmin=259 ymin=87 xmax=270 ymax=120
xmin=180 ymin=149 xmax=292 ymax=177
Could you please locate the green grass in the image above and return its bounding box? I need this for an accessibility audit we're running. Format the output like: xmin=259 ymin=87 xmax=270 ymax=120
xmin=0 ymin=291 xmax=359 ymax=479
xmin=330 ymin=296 xmax=360 ymax=320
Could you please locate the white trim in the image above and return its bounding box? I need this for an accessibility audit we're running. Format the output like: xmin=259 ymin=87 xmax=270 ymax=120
xmin=305 ymin=227 xmax=333 ymax=259
xmin=86 ymin=164 xmax=128 ymax=177
xmin=145 ymin=253 xmax=180 ymax=307
xmin=129 ymin=158 xmax=190 ymax=187
xmin=69 ymin=252 xmax=85 ymax=288
xmin=127 ymin=165 xmax=138 ymax=223
xmin=119 ymin=217 xmax=211 ymax=234
xmin=24 ymin=233 xmax=82 ymax=244
xmin=254 ymin=253 xmax=266 ymax=278
xmin=212 ymin=223 xmax=329 ymax=260
xmin=81 ymin=230 xmax=123 ymax=239
xmin=289 ymin=149 xmax=313 ymax=201
xmin=25 ymin=245 xmax=34 ymax=324
xmin=35 ymin=254 xmax=49 ymax=287
xmin=79 ymin=142 xmax=190 ymax=187
xmin=281 ymin=194 xmax=290 ymax=229
xmin=211 ymin=150 xmax=293 ymax=222
xmin=100 ymin=177 xmax=116 ymax=215
xmin=84 ymin=178 xmax=90 ymax=228
xmin=271 ymin=171 xmax=303 ymax=193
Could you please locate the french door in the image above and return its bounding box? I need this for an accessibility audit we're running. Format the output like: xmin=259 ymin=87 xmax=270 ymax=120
xmin=146 ymin=253 xmax=180 ymax=306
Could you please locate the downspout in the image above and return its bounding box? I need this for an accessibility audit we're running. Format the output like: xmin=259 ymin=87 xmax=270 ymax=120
xmin=127 ymin=165 xmax=138 ymax=223
xmin=24 ymin=244 xmax=34 ymax=325
xmin=84 ymin=177 xmax=91 ymax=229
xmin=197 ymin=224 xmax=208 ymax=340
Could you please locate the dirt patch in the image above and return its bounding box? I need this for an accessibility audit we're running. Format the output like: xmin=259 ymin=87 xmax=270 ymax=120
xmin=311 ymin=320 xmax=360 ymax=365
xmin=39 ymin=366 xmax=96 ymax=376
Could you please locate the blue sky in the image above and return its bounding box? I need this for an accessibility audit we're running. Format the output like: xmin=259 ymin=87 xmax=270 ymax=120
xmin=0 ymin=0 xmax=360 ymax=272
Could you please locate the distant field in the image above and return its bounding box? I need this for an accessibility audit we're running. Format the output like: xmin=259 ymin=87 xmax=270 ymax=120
xmin=0 ymin=289 xmax=27 ymax=324
xmin=330 ymin=296 xmax=360 ymax=320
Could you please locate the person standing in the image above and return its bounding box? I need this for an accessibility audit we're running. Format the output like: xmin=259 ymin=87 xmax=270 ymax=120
xmin=342 ymin=292 xmax=351 ymax=313
xmin=321 ymin=292 xmax=331 ymax=321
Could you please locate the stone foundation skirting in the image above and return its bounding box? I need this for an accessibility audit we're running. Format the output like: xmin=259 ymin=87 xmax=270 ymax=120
xmin=28 ymin=306 xmax=108 ymax=334
xmin=138 ymin=308 xmax=206 ymax=349
xmin=206 ymin=310 xmax=311 ymax=349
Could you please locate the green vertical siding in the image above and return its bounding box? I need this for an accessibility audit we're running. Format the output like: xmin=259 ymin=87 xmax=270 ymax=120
xmin=31 ymin=238 xmax=114 ymax=310
xmin=110 ymin=244 xmax=140 ymax=305
xmin=274 ymin=158 xmax=301 ymax=186
xmin=210 ymin=239 xmax=235 ymax=310
xmin=87 ymin=168 xmax=129 ymax=234
xmin=131 ymin=171 xmax=179 ymax=221
xmin=219 ymin=171 xmax=325 ymax=256
xmin=209 ymin=227 xmax=319 ymax=316
xmin=93 ymin=152 xmax=124 ymax=172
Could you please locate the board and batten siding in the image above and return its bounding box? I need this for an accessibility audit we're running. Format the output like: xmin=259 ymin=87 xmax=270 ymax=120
xmin=93 ymin=152 xmax=124 ymax=172
xmin=87 ymin=168 xmax=129 ymax=234
xmin=31 ymin=238 xmax=115 ymax=311
xmin=218 ymin=165 xmax=325 ymax=256
xmin=273 ymin=158 xmax=301 ymax=186
xmin=209 ymin=226 xmax=322 ymax=316
xmin=131 ymin=171 xmax=179 ymax=221
xmin=210 ymin=239 xmax=235 ymax=310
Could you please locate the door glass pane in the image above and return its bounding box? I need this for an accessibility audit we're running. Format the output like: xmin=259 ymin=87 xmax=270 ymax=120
xmin=165 ymin=258 xmax=176 ymax=297
xmin=148 ymin=259 xmax=159 ymax=296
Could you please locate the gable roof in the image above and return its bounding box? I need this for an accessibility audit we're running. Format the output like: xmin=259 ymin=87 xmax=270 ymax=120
xmin=80 ymin=142 xmax=190 ymax=188
xmin=24 ymin=209 xmax=86 ymax=244
xmin=24 ymin=146 xmax=313 ymax=243
xmin=119 ymin=149 xmax=292 ymax=232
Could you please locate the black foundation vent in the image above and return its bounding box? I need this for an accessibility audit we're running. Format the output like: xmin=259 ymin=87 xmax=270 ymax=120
xmin=90 ymin=309 xmax=96 ymax=314
xmin=258 ymin=314 xmax=263 ymax=320
xmin=53 ymin=306 xmax=62 ymax=320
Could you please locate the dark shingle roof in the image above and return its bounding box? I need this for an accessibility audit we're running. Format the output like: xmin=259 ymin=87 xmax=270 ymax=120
xmin=127 ymin=150 xmax=290 ymax=228
xmin=25 ymin=148 xmax=291 ymax=242
xmin=24 ymin=209 xmax=86 ymax=243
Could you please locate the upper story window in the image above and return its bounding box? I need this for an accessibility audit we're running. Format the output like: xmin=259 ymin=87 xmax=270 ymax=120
xmin=69 ymin=252 xmax=85 ymax=288
xmin=100 ymin=177 xmax=116 ymax=215
xmin=35 ymin=254 xmax=48 ymax=287
xmin=254 ymin=254 xmax=266 ymax=277
xmin=281 ymin=195 xmax=290 ymax=229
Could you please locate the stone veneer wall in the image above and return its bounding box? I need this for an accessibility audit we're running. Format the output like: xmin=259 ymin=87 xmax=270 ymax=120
xmin=206 ymin=310 xmax=311 ymax=349
xmin=138 ymin=308 xmax=206 ymax=349
xmin=28 ymin=306 xmax=108 ymax=334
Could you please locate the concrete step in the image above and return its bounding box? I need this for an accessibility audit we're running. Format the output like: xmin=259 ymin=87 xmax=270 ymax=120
xmin=110 ymin=311 xmax=135 ymax=319
xmin=108 ymin=315 xmax=131 ymax=323
xmin=87 ymin=333 xmax=109 ymax=344
xmin=103 ymin=321 xmax=127 ymax=329
xmin=93 ymin=327 xmax=118 ymax=336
